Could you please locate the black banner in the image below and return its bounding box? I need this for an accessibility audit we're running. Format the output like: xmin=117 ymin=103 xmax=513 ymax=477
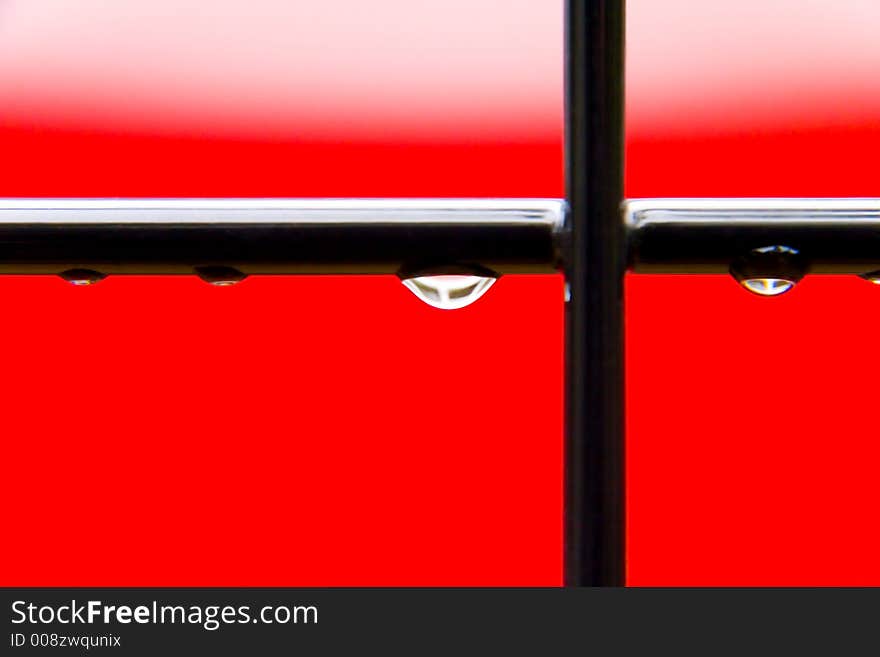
xmin=1 ymin=588 xmax=876 ymax=655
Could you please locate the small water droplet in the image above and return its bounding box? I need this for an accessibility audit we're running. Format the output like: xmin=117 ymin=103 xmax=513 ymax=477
xmin=730 ymin=245 xmax=807 ymax=297
xmin=195 ymin=266 xmax=247 ymax=286
xmin=740 ymin=278 xmax=796 ymax=297
xmin=401 ymin=274 xmax=496 ymax=310
xmin=564 ymin=282 xmax=571 ymax=303
xmin=59 ymin=269 xmax=105 ymax=286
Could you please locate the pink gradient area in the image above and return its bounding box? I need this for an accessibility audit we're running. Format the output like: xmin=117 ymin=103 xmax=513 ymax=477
xmin=626 ymin=0 xmax=880 ymax=134
xmin=3 ymin=1 xmax=880 ymax=138
xmin=0 ymin=0 xmax=562 ymax=139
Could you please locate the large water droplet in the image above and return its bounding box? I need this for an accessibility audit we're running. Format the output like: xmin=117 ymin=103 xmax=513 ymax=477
xmin=740 ymin=278 xmax=795 ymax=297
xmin=59 ymin=269 xmax=105 ymax=286
xmin=195 ymin=266 xmax=247 ymax=286
xmin=401 ymin=274 xmax=496 ymax=310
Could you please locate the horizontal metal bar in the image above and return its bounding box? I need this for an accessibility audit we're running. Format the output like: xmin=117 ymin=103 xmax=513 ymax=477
xmin=6 ymin=198 xmax=880 ymax=278
xmin=626 ymin=198 xmax=880 ymax=274
xmin=0 ymin=199 xmax=564 ymax=276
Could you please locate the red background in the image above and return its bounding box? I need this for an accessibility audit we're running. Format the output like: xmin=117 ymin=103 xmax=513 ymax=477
xmin=2 ymin=1 xmax=880 ymax=585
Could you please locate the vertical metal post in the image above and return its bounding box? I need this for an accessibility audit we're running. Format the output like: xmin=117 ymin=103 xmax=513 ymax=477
xmin=564 ymin=0 xmax=626 ymax=586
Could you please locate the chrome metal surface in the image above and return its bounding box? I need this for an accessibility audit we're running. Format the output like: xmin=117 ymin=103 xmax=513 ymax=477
xmin=625 ymin=198 xmax=880 ymax=274
xmin=0 ymin=198 xmax=565 ymax=276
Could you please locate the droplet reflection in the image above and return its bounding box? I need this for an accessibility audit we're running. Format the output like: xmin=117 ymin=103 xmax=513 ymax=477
xmin=401 ymin=275 xmax=496 ymax=310
xmin=730 ymin=245 xmax=806 ymax=298
xmin=740 ymin=278 xmax=795 ymax=297
xmin=195 ymin=266 xmax=247 ymax=286
xmin=59 ymin=269 xmax=106 ymax=286
xmin=753 ymin=245 xmax=800 ymax=255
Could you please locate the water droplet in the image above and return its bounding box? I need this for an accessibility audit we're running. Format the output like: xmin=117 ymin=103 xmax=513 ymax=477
xmin=195 ymin=266 xmax=247 ymax=286
xmin=401 ymin=274 xmax=496 ymax=310
xmin=59 ymin=269 xmax=105 ymax=286
xmin=730 ymin=245 xmax=807 ymax=297
xmin=564 ymin=281 xmax=571 ymax=303
xmin=740 ymin=278 xmax=796 ymax=297
xmin=860 ymin=271 xmax=880 ymax=285
xmin=753 ymin=245 xmax=800 ymax=255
